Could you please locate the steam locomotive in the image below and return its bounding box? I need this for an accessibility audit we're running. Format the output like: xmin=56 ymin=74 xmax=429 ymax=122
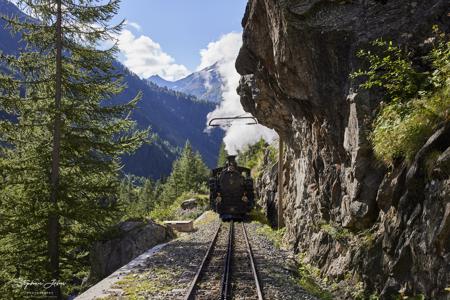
xmin=209 ymin=155 xmax=255 ymax=220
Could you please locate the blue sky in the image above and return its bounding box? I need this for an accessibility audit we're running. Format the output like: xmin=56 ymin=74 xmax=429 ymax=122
xmin=111 ymin=0 xmax=276 ymax=149
xmin=114 ymin=0 xmax=247 ymax=78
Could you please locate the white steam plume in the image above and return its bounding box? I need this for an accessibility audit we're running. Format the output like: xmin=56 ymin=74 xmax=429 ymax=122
xmin=201 ymin=32 xmax=277 ymax=154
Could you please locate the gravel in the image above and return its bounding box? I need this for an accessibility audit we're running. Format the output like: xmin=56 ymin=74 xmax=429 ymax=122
xmin=245 ymin=222 xmax=319 ymax=300
xmin=94 ymin=212 xmax=318 ymax=300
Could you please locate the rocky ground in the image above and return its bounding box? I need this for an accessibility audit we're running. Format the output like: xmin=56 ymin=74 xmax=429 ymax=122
xmin=245 ymin=222 xmax=319 ymax=300
xmin=83 ymin=211 xmax=318 ymax=299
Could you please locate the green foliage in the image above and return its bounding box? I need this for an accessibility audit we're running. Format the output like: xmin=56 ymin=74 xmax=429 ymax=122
xmin=352 ymin=39 xmax=430 ymax=103
xmin=297 ymin=253 xmax=334 ymax=300
xmin=255 ymin=224 xmax=286 ymax=249
xmin=118 ymin=175 xmax=162 ymax=220
xmin=116 ymin=142 xmax=211 ymax=223
xmin=320 ymin=222 xmax=352 ymax=242
xmin=159 ymin=141 xmax=209 ymax=206
xmin=237 ymin=138 xmax=277 ymax=177
xmin=371 ymin=84 xmax=449 ymax=163
xmin=392 ymin=293 xmax=426 ymax=300
xmin=217 ymin=142 xmax=228 ymax=167
xmin=114 ymin=268 xmax=178 ymax=299
xmin=249 ymin=208 xmax=271 ymax=226
xmin=149 ymin=192 xmax=208 ymax=221
xmin=352 ymin=30 xmax=450 ymax=164
xmin=0 ymin=0 xmax=146 ymax=297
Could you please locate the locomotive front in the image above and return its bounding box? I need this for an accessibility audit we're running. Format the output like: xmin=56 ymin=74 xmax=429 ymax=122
xmin=209 ymin=155 xmax=255 ymax=220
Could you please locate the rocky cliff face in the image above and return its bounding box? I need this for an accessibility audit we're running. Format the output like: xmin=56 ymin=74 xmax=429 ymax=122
xmin=236 ymin=0 xmax=449 ymax=298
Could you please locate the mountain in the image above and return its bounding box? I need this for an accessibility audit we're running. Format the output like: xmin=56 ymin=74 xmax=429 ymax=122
xmin=113 ymin=66 xmax=223 ymax=178
xmin=0 ymin=0 xmax=223 ymax=179
xmin=0 ymin=0 xmax=25 ymax=55
xmin=148 ymin=63 xmax=223 ymax=103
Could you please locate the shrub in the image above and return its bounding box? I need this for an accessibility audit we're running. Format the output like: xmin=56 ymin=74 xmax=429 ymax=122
xmin=237 ymin=138 xmax=278 ymax=177
xmin=149 ymin=192 xmax=208 ymax=221
xmin=371 ymin=84 xmax=449 ymax=163
xmin=352 ymin=29 xmax=449 ymax=164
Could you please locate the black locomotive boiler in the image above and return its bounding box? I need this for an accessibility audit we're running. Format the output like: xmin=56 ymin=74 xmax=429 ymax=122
xmin=209 ymin=155 xmax=255 ymax=220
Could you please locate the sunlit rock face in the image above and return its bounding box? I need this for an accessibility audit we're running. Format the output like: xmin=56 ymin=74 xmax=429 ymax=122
xmin=236 ymin=0 xmax=449 ymax=298
xmin=89 ymin=220 xmax=174 ymax=283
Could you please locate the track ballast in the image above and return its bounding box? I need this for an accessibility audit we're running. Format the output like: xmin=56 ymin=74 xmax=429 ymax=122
xmin=184 ymin=221 xmax=263 ymax=300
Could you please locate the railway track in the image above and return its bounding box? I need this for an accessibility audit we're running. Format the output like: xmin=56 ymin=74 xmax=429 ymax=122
xmin=184 ymin=221 xmax=263 ymax=300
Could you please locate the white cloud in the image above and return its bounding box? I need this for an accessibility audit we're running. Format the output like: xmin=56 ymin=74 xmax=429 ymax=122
xmin=116 ymin=29 xmax=190 ymax=81
xmin=197 ymin=32 xmax=242 ymax=71
xmin=124 ymin=20 xmax=141 ymax=31
xmin=202 ymin=32 xmax=277 ymax=154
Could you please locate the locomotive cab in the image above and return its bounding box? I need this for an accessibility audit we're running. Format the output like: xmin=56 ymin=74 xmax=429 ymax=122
xmin=209 ymin=155 xmax=255 ymax=219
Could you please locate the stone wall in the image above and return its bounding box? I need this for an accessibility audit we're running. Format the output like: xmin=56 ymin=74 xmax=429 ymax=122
xmin=89 ymin=219 xmax=174 ymax=283
xmin=236 ymin=0 xmax=449 ymax=298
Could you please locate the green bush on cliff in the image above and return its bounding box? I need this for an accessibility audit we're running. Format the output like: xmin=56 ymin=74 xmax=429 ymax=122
xmin=352 ymin=28 xmax=449 ymax=164
xmin=237 ymin=138 xmax=277 ymax=177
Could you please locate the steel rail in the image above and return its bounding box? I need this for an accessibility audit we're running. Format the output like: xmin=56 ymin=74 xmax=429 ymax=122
xmin=184 ymin=222 xmax=222 ymax=300
xmin=221 ymin=220 xmax=234 ymax=300
xmin=242 ymin=222 xmax=264 ymax=300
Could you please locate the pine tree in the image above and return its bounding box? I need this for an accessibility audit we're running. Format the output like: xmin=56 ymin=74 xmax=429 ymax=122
xmin=139 ymin=178 xmax=156 ymax=212
xmin=160 ymin=141 xmax=209 ymax=204
xmin=0 ymin=0 xmax=146 ymax=298
xmin=217 ymin=142 xmax=228 ymax=167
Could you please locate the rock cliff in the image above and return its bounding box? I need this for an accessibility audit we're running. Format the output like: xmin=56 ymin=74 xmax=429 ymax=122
xmin=236 ymin=0 xmax=449 ymax=298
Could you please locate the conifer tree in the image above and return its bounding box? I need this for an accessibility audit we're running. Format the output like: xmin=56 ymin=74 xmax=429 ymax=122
xmin=217 ymin=142 xmax=228 ymax=167
xmin=139 ymin=178 xmax=156 ymax=211
xmin=0 ymin=0 xmax=145 ymax=298
xmin=160 ymin=141 xmax=209 ymax=203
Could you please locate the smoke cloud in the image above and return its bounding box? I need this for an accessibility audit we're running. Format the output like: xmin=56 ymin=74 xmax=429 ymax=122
xmin=200 ymin=32 xmax=277 ymax=154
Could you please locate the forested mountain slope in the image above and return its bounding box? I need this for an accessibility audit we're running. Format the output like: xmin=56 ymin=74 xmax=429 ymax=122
xmin=0 ymin=0 xmax=222 ymax=179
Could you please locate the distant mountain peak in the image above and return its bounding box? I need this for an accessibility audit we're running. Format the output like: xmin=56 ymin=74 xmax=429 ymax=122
xmin=147 ymin=63 xmax=223 ymax=103
xmin=147 ymin=74 xmax=174 ymax=88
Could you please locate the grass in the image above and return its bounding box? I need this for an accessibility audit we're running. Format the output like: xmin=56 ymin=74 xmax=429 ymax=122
xmin=359 ymin=229 xmax=376 ymax=248
xmin=250 ymin=208 xmax=286 ymax=248
xmin=297 ymin=255 xmax=369 ymax=300
xmin=319 ymin=220 xmax=377 ymax=249
xmin=255 ymin=225 xmax=286 ymax=249
xmin=114 ymin=268 xmax=178 ymax=299
xmin=320 ymin=222 xmax=352 ymax=242
xmin=297 ymin=253 xmax=334 ymax=300
xmin=250 ymin=211 xmax=335 ymax=299
xmin=249 ymin=208 xmax=271 ymax=226
xmin=372 ymin=86 xmax=450 ymax=164
xmin=149 ymin=192 xmax=208 ymax=222
xmin=358 ymin=37 xmax=450 ymax=165
xmin=194 ymin=210 xmax=218 ymax=227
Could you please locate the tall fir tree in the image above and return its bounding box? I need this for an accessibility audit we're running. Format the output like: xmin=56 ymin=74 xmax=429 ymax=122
xmin=160 ymin=141 xmax=209 ymax=204
xmin=0 ymin=0 xmax=146 ymax=298
xmin=217 ymin=142 xmax=228 ymax=167
xmin=139 ymin=178 xmax=157 ymax=212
